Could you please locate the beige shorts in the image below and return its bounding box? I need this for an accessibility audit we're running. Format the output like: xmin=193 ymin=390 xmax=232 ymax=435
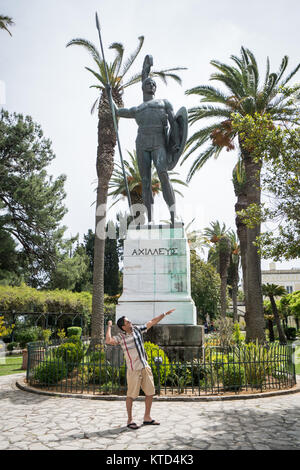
xmin=127 ymin=366 xmax=155 ymax=399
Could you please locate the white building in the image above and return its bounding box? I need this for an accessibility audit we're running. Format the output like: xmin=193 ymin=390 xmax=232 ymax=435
xmin=261 ymin=262 xmax=300 ymax=294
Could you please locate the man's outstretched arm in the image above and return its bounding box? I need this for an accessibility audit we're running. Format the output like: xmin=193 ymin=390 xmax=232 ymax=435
xmin=146 ymin=309 xmax=175 ymax=331
xmin=105 ymin=320 xmax=119 ymax=345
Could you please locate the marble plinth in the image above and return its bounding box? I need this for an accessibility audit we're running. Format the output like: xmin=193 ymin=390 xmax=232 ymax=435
xmin=116 ymin=223 xmax=196 ymax=325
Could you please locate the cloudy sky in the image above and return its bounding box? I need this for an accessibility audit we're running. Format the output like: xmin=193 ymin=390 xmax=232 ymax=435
xmin=1 ymin=0 xmax=299 ymax=270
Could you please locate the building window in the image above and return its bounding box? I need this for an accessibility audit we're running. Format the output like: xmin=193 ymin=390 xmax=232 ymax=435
xmin=286 ymin=286 xmax=293 ymax=294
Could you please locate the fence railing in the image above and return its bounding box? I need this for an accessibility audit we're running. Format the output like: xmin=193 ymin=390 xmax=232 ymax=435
xmin=26 ymin=340 xmax=296 ymax=397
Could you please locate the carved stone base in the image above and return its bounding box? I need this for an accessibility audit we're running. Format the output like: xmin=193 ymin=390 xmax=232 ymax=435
xmin=116 ymin=223 xmax=197 ymax=325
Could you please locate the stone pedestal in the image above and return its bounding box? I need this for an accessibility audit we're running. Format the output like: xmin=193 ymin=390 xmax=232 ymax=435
xmin=116 ymin=223 xmax=197 ymax=325
xmin=144 ymin=324 xmax=204 ymax=360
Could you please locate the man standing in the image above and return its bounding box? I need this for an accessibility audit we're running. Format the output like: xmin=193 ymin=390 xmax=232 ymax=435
xmin=105 ymin=308 xmax=175 ymax=429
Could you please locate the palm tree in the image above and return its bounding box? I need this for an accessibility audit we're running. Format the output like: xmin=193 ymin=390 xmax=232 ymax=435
xmin=67 ymin=32 xmax=185 ymax=343
xmin=262 ymin=283 xmax=287 ymax=344
xmin=204 ymin=221 xmax=231 ymax=317
xmin=0 ymin=15 xmax=14 ymax=36
xmin=183 ymin=47 xmax=300 ymax=343
xmin=186 ymin=230 xmax=208 ymax=256
xmin=108 ymin=150 xmax=187 ymax=223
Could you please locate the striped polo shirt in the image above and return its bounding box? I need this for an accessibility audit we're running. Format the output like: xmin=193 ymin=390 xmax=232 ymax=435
xmin=113 ymin=324 xmax=148 ymax=371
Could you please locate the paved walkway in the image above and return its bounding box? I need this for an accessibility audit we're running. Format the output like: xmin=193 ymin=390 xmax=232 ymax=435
xmin=0 ymin=373 xmax=300 ymax=450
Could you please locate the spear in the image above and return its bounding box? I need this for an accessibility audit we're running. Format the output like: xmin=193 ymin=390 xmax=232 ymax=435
xmin=95 ymin=12 xmax=134 ymax=220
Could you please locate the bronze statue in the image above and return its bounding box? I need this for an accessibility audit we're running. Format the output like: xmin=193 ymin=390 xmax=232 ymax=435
xmin=115 ymin=55 xmax=187 ymax=225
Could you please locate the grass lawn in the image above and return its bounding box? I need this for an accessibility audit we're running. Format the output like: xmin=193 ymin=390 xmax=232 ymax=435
xmin=0 ymin=356 xmax=23 ymax=376
xmin=294 ymin=344 xmax=300 ymax=375
xmin=287 ymin=340 xmax=300 ymax=375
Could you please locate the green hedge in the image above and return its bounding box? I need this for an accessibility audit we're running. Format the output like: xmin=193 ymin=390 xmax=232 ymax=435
xmin=34 ymin=359 xmax=67 ymax=385
xmin=67 ymin=327 xmax=82 ymax=338
xmin=0 ymin=285 xmax=116 ymax=331
xmin=14 ymin=326 xmax=43 ymax=348
xmin=0 ymin=284 xmax=92 ymax=314
xmin=79 ymin=347 xmax=126 ymax=388
xmin=55 ymin=342 xmax=84 ymax=370
xmin=144 ymin=341 xmax=171 ymax=385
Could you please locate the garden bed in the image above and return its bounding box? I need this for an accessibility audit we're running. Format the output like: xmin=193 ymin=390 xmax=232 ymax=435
xmin=25 ymin=339 xmax=296 ymax=398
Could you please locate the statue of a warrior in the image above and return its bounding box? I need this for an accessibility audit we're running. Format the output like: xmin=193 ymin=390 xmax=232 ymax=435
xmin=115 ymin=55 xmax=187 ymax=224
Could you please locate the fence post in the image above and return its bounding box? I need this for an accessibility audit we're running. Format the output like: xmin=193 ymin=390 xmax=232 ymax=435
xmin=26 ymin=343 xmax=31 ymax=383
xmin=291 ymin=343 xmax=297 ymax=385
xmin=154 ymin=354 xmax=162 ymax=396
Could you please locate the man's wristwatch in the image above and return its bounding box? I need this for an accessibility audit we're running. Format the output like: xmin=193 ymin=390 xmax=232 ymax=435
xmin=163 ymin=312 xmax=166 ymax=317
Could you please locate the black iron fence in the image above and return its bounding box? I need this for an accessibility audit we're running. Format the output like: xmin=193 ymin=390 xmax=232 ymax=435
xmin=26 ymin=339 xmax=296 ymax=396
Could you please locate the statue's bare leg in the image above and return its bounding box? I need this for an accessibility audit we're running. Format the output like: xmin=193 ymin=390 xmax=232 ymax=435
xmin=153 ymin=147 xmax=176 ymax=224
xmin=136 ymin=147 xmax=153 ymax=223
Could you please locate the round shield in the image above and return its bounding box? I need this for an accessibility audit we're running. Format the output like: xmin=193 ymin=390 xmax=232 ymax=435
xmin=167 ymin=106 xmax=188 ymax=171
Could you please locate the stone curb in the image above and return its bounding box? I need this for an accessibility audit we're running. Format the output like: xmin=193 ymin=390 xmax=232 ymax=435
xmin=16 ymin=377 xmax=300 ymax=402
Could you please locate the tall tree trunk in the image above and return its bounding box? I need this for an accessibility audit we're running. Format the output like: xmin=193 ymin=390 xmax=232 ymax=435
xmin=269 ymin=295 xmax=287 ymax=344
xmin=235 ymin=193 xmax=247 ymax=311
xmin=91 ymin=91 xmax=123 ymax=344
xmin=232 ymin=261 xmax=239 ymax=323
xmin=267 ymin=318 xmax=275 ymax=342
xmin=219 ymin=237 xmax=231 ymax=317
xmin=242 ymin=152 xmax=265 ymax=343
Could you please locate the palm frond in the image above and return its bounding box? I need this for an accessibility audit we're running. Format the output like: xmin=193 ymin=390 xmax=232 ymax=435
xmin=247 ymin=64 xmax=259 ymax=95
xmin=210 ymin=60 xmax=241 ymax=80
xmin=230 ymin=54 xmax=244 ymax=71
xmin=122 ymin=72 xmax=143 ymax=89
xmin=240 ymin=47 xmax=250 ymax=66
xmin=123 ymin=67 xmax=186 ymax=89
xmin=245 ymin=48 xmax=258 ymax=74
xmin=188 ymin=106 xmax=232 ymax=125
xmin=210 ymin=73 xmax=244 ymax=99
xmin=169 ymin=177 xmax=189 ymax=187
xmin=280 ymin=62 xmax=300 ymax=87
xmin=120 ymin=36 xmax=144 ymax=79
xmin=185 ymin=145 xmax=221 ymax=182
xmin=182 ymin=124 xmax=222 ymax=164
xmin=173 ymin=189 xmax=185 ymax=197
xmin=0 ymin=15 xmax=14 ymax=36
xmin=263 ymin=73 xmax=277 ymax=102
xmin=90 ymin=97 xmax=100 ymax=115
xmin=185 ymin=85 xmax=230 ymax=106
xmin=275 ymin=55 xmax=289 ymax=84
xmin=0 ymin=15 xmax=14 ymax=26
xmin=239 ymin=95 xmax=256 ymax=114
xmin=66 ymin=38 xmax=102 ymax=63
xmin=153 ymin=70 xmax=185 ymax=86
xmin=264 ymin=56 xmax=270 ymax=88
xmin=109 ymin=42 xmax=124 ymax=77
xmin=151 ymin=67 xmax=186 ymax=86
xmin=204 ymin=220 xmax=229 ymax=239
xmin=85 ymin=67 xmax=106 ymax=86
